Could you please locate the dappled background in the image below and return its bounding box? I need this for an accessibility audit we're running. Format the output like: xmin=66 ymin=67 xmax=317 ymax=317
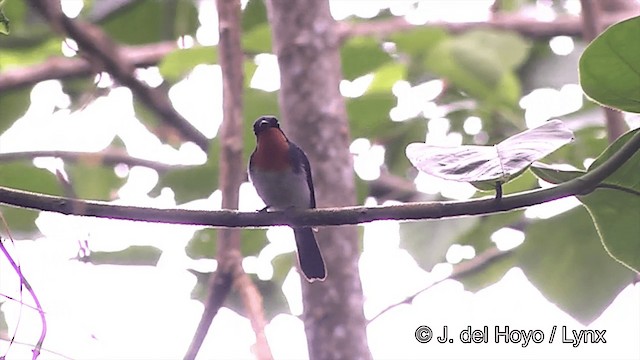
xmin=0 ymin=0 xmax=639 ymax=359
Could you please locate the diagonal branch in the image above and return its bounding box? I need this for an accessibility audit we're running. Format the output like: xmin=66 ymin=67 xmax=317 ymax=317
xmin=368 ymin=246 xmax=511 ymax=324
xmin=25 ymin=0 xmax=210 ymax=151
xmin=0 ymin=130 xmax=637 ymax=228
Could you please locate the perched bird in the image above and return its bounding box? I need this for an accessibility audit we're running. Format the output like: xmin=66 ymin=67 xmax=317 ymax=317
xmin=248 ymin=116 xmax=326 ymax=282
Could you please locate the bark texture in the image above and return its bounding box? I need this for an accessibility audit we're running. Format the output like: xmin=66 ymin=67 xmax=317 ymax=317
xmin=265 ymin=1 xmax=371 ymax=359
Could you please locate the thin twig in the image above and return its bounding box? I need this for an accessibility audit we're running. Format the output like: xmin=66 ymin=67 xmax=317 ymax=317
xmin=368 ymin=247 xmax=510 ymax=324
xmin=0 ymin=237 xmax=47 ymax=360
xmin=0 ymin=335 xmax=74 ymax=360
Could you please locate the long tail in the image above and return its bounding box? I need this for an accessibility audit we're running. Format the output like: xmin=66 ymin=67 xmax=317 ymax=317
xmin=293 ymin=227 xmax=326 ymax=282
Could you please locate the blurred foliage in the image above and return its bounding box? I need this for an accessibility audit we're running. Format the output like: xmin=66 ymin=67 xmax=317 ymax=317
xmin=0 ymin=0 xmax=637 ymax=326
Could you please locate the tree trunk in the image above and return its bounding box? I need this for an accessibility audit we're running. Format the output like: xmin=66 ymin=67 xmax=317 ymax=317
xmin=265 ymin=1 xmax=372 ymax=359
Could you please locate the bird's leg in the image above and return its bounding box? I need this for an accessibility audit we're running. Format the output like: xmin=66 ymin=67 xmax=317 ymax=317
xmin=258 ymin=205 xmax=271 ymax=213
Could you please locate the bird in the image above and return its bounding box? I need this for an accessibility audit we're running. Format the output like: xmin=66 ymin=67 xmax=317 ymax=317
xmin=248 ymin=116 xmax=327 ymax=282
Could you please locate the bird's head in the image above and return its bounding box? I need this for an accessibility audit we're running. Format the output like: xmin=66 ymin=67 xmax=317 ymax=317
xmin=253 ymin=116 xmax=281 ymax=135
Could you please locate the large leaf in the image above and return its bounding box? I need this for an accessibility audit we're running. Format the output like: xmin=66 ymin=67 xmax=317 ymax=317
xmin=0 ymin=163 xmax=62 ymax=233
xmin=78 ymin=245 xmax=162 ymax=266
xmin=0 ymin=163 xmax=61 ymax=195
xmin=347 ymin=93 xmax=396 ymax=138
xmin=189 ymin=269 xmax=289 ymax=318
xmin=366 ymin=62 xmax=406 ymax=93
xmin=424 ymin=29 xmax=529 ymax=107
xmin=242 ymin=23 xmax=271 ymax=53
xmin=154 ymin=153 xmax=219 ymax=204
xmin=0 ymin=86 xmax=31 ymax=134
xmin=531 ymin=128 xmax=640 ymax=272
xmin=579 ymin=16 xmax=640 ymax=113
xmin=390 ymin=27 xmax=448 ymax=57
xmin=186 ymin=228 xmax=268 ymax=259
xmin=582 ymin=128 xmax=640 ymax=272
xmin=455 ymin=210 xmax=524 ymax=252
xmin=242 ymin=0 xmax=267 ymax=33
xmin=406 ymin=120 xmax=574 ymax=188
xmin=399 ymin=217 xmax=477 ymax=271
xmin=158 ymin=46 xmax=218 ymax=83
xmin=0 ymin=206 xmax=39 ymax=234
xmin=99 ymin=0 xmax=199 ymax=45
xmin=341 ymin=37 xmax=392 ymax=79
xmin=517 ymin=206 xmax=635 ymax=324
xmin=65 ymin=162 xmax=124 ymax=200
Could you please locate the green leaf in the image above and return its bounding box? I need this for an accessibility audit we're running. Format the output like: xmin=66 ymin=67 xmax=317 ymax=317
xmin=189 ymin=269 xmax=290 ymax=318
xmin=424 ymin=30 xmax=530 ymax=107
xmin=66 ymin=162 xmax=124 ymax=200
xmin=99 ymin=0 xmax=199 ymax=45
xmin=186 ymin=228 xmax=268 ymax=259
xmin=367 ymin=62 xmax=406 ymax=93
xmin=341 ymin=37 xmax=392 ymax=79
xmin=242 ymin=0 xmax=267 ymax=33
xmin=159 ymin=46 xmax=218 ymax=82
xmin=78 ymin=245 xmax=162 ymax=266
xmin=0 ymin=163 xmax=61 ymax=195
xmin=530 ymin=162 xmax=585 ymax=184
xmin=456 ymin=251 xmax=516 ymax=292
xmin=0 ymin=87 xmax=31 ymax=135
xmin=457 ymin=29 xmax=531 ymax=71
xmin=0 ymin=163 xmax=61 ymax=234
xmin=242 ymin=23 xmax=272 ymax=53
xmin=456 ymin=210 xmax=525 ymax=252
xmin=0 ymin=206 xmax=39 ymax=234
xmin=406 ymin=120 xmax=574 ymax=187
xmin=582 ymin=128 xmax=640 ymax=272
xmin=347 ymin=93 xmax=396 ymax=138
xmin=531 ymin=128 xmax=640 ymax=272
xmin=390 ymin=27 xmax=448 ymax=56
xmin=517 ymin=206 xmax=635 ymax=324
xmin=155 ymin=157 xmax=219 ymax=204
xmin=579 ymin=16 xmax=640 ymax=113
xmin=399 ymin=217 xmax=477 ymax=271
xmin=582 ymin=190 xmax=640 ymax=273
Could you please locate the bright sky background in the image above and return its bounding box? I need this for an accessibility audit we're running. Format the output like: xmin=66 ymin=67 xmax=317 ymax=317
xmin=1 ymin=1 xmax=639 ymax=359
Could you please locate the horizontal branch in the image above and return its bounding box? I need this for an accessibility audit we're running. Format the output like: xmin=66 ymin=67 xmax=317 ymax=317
xmin=0 ymin=149 xmax=175 ymax=171
xmin=0 ymin=41 xmax=176 ymax=92
xmin=0 ymin=128 xmax=637 ymax=228
xmin=339 ymin=9 xmax=639 ymax=40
